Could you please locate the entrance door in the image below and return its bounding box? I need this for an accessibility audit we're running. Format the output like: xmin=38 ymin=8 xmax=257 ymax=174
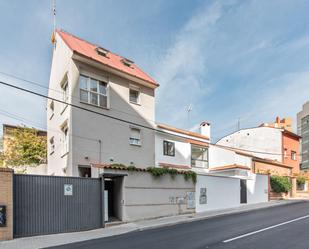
xmin=240 ymin=179 xmax=247 ymax=204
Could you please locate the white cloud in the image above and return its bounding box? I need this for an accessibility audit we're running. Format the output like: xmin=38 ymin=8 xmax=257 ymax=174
xmin=154 ymin=1 xmax=229 ymax=126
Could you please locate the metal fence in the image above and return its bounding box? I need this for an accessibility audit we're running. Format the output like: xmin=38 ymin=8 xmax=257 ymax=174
xmin=13 ymin=174 xmax=103 ymax=238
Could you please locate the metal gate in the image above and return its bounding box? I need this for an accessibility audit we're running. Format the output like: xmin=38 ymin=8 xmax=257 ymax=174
xmin=13 ymin=174 xmax=103 ymax=238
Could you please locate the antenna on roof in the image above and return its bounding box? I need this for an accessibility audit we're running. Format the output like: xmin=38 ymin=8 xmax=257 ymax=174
xmin=51 ymin=0 xmax=57 ymax=45
xmin=187 ymin=104 xmax=193 ymax=128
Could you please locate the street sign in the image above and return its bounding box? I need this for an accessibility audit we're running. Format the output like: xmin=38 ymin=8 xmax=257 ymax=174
xmin=64 ymin=184 xmax=73 ymax=196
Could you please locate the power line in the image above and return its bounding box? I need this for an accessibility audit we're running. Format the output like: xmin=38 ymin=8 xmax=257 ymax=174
xmin=0 ymin=80 xmax=304 ymax=157
xmin=0 ymin=70 xmax=159 ymax=124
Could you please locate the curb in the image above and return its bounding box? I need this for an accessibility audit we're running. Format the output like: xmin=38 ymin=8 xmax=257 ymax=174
xmin=137 ymin=200 xmax=305 ymax=232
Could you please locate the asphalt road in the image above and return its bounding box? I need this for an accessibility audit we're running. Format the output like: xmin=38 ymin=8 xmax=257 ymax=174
xmin=48 ymin=201 xmax=309 ymax=249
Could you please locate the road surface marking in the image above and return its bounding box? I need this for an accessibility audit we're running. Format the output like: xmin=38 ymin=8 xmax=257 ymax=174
xmin=223 ymin=214 xmax=309 ymax=243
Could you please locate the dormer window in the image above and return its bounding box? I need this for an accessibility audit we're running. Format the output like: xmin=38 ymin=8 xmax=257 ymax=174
xmin=121 ymin=58 xmax=134 ymax=67
xmin=96 ymin=47 xmax=109 ymax=57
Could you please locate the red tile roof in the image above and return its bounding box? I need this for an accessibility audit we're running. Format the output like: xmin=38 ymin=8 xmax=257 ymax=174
xmin=209 ymin=164 xmax=251 ymax=171
xmin=157 ymin=123 xmax=209 ymax=140
xmin=56 ymin=30 xmax=158 ymax=87
xmin=159 ymin=163 xmax=191 ymax=170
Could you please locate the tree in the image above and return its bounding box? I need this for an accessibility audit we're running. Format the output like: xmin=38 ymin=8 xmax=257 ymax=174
xmin=3 ymin=127 xmax=47 ymax=168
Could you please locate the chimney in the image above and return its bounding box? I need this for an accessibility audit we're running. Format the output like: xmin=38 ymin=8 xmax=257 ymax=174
xmin=276 ymin=116 xmax=280 ymax=124
xmin=200 ymin=121 xmax=211 ymax=140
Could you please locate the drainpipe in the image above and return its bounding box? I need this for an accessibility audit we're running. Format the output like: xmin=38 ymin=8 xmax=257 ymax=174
xmin=98 ymin=139 xmax=102 ymax=164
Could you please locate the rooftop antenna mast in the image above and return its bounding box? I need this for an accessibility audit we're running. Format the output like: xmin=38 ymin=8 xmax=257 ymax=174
xmin=187 ymin=104 xmax=193 ymax=128
xmin=51 ymin=0 xmax=57 ymax=45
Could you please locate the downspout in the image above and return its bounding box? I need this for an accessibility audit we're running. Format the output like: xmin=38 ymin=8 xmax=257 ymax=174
xmin=98 ymin=139 xmax=102 ymax=164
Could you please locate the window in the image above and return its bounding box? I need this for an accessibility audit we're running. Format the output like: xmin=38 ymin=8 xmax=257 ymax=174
xmin=129 ymin=127 xmax=141 ymax=146
xmin=78 ymin=166 xmax=91 ymax=177
xmin=49 ymin=136 xmax=55 ymax=155
xmin=61 ymin=80 xmax=69 ymax=113
xmin=129 ymin=87 xmax=140 ymax=104
xmin=291 ymin=151 xmax=296 ymax=160
xmin=79 ymin=75 xmax=108 ymax=108
xmin=61 ymin=122 xmax=69 ymax=155
xmin=121 ymin=58 xmax=134 ymax=67
xmin=163 ymin=140 xmax=175 ymax=156
xmin=191 ymin=145 xmax=208 ymax=168
xmin=284 ymin=148 xmax=288 ymax=158
xmin=96 ymin=47 xmax=109 ymax=57
xmin=49 ymin=100 xmax=54 ymax=119
xmin=62 ymin=80 xmax=69 ymax=103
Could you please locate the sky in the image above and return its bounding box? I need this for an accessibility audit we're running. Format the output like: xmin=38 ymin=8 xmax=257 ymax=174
xmin=0 ymin=0 xmax=309 ymax=141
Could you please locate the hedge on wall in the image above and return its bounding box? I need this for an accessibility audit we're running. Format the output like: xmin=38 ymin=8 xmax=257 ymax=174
xmin=108 ymin=164 xmax=197 ymax=183
xmin=297 ymin=176 xmax=306 ymax=186
xmin=270 ymin=175 xmax=292 ymax=193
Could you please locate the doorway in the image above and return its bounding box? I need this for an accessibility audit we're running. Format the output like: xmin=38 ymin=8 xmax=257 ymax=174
xmin=104 ymin=176 xmax=123 ymax=222
xmin=240 ymin=179 xmax=247 ymax=204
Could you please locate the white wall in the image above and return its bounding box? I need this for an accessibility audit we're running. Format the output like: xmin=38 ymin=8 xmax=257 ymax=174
xmin=48 ymin=33 xmax=157 ymax=176
xmin=196 ymin=173 xmax=269 ymax=212
xmin=209 ymin=145 xmax=252 ymax=169
xmin=196 ymin=175 xmax=240 ymax=212
xmin=155 ymin=133 xmax=191 ymax=167
xmin=93 ymin=168 xmax=195 ymax=222
xmin=47 ymin=33 xmax=73 ymax=176
xmin=247 ymin=174 xmax=269 ymax=204
xmin=217 ymin=127 xmax=282 ymax=161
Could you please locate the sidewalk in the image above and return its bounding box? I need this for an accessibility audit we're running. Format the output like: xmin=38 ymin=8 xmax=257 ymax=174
xmin=0 ymin=200 xmax=304 ymax=249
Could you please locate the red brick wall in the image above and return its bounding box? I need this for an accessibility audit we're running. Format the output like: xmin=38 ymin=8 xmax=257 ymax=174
xmin=282 ymin=133 xmax=300 ymax=174
xmin=0 ymin=168 xmax=13 ymax=241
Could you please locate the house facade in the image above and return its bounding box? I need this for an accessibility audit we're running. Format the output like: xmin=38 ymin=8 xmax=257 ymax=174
xmin=47 ymin=30 xmax=158 ymax=176
xmin=153 ymin=122 xmax=269 ymax=212
xmin=216 ymin=125 xmax=300 ymax=175
xmin=47 ymin=30 xmax=269 ymax=222
xmin=297 ymin=101 xmax=309 ymax=170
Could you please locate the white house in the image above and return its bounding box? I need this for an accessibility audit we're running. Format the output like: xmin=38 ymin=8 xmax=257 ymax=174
xmin=47 ymin=30 xmax=269 ymax=222
xmin=47 ymin=30 xmax=159 ymax=177
xmin=154 ymin=122 xmax=269 ymax=212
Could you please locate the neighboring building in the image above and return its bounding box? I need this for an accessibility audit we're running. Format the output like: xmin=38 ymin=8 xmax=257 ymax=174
xmin=154 ymin=122 xmax=269 ymax=212
xmin=155 ymin=122 xmax=210 ymax=173
xmin=2 ymin=124 xmax=47 ymax=175
xmin=47 ymin=30 xmax=159 ymax=176
xmin=217 ymin=126 xmax=301 ymax=174
xmin=260 ymin=116 xmax=293 ymax=131
xmin=297 ymin=101 xmax=309 ymax=170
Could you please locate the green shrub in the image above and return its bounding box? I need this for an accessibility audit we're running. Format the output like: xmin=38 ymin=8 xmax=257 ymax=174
xmin=270 ymin=175 xmax=292 ymax=193
xmin=146 ymin=167 xmax=196 ymax=183
xmin=127 ymin=165 xmax=137 ymax=172
xmin=183 ymin=171 xmax=197 ymax=183
xmin=297 ymin=176 xmax=306 ymax=186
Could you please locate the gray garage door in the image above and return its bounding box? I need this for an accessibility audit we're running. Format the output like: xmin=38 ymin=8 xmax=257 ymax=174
xmin=14 ymin=174 xmax=103 ymax=238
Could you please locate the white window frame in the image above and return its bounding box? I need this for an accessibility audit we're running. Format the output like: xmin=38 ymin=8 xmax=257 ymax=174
xmin=129 ymin=85 xmax=140 ymax=105
xmin=49 ymin=136 xmax=55 ymax=155
xmin=163 ymin=140 xmax=175 ymax=157
xmin=79 ymin=74 xmax=109 ymax=109
xmin=129 ymin=127 xmax=141 ymax=146
xmin=60 ymin=77 xmax=69 ymax=114
xmin=291 ymin=150 xmax=297 ymax=160
xmin=191 ymin=145 xmax=209 ymax=168
xmin=61 ymin=121 xmax=69 ymax=156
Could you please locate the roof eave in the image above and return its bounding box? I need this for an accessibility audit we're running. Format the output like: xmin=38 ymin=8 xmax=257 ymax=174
xmin=72 ymin=52 xmax=159 ymax=89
